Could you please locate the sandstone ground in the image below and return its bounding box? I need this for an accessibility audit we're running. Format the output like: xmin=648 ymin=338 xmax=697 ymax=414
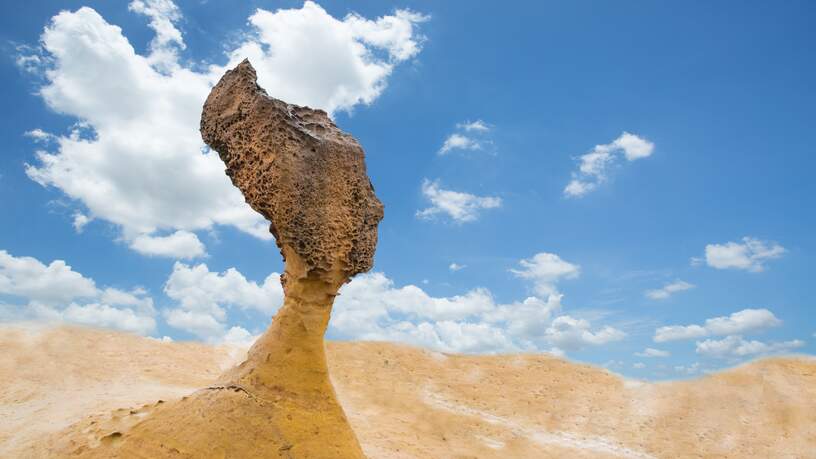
xmin=1 ymin=325 xmax=814 ymax=458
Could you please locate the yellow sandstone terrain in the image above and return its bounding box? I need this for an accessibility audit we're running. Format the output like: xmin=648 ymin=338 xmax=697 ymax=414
xmin=1 ymin=325 xmax=814 ymax=458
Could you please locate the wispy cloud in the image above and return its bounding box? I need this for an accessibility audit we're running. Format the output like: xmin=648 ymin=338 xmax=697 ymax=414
xmin=417 ymin=179 xmax=501 ymax=223
xmin=635 ymin=347 xmax=670 ymax=358
xmin=645 ymin=280 xmax=694 ymax=300
xmin=438 ymin=119 xmax=492 ymax=155
xmin=564 ymin=132 xmax=654 ymax=198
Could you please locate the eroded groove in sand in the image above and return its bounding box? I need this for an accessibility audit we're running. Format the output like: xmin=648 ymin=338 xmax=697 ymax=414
xmin=422 ymin=390 xmax=657 ymax=459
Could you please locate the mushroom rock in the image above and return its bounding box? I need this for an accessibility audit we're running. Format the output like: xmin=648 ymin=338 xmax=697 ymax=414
xmin=64 ymin=60 xmax=383 ymax=458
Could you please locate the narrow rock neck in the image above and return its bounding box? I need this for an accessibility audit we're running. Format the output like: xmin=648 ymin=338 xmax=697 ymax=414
xmin=223 ymin=246 xmax=347 ymax=396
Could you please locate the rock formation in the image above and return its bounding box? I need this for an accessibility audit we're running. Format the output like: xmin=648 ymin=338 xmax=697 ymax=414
xmin=59 ymin=60 xmax=383 ymax=458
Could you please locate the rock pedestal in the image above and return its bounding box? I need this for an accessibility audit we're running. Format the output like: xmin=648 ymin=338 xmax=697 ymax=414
xmin=65 ymin=60 xmax=382 ymax=458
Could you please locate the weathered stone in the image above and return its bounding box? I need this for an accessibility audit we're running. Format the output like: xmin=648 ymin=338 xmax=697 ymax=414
xmin=60 ymin=60 xmax=382 ymax=459
xmin=200 ymin=59 xmax=383 ymax=280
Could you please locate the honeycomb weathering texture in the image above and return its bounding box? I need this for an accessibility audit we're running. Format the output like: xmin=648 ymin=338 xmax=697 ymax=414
xmin=201 ymin=59 xmax=384 ymax=278
xmin=37 ymin=60 xmax=380 ymax=458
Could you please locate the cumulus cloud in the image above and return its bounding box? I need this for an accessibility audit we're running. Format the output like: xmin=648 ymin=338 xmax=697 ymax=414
xmin=0 ymin=250 xmax=96 ymax=304
xmin=226 ymin=1 xmax=427 ymax=115
xmin=330 ymin=271 xmax=620 ymax=354
xmin=438 ymin=119 xmax=492 ymax=155
xmin=448 ymin=263 xmax=466 ymax=272
xmin=0 ymin=250 xmax=156 ymax=334
xmin=417 ymin=179 xmax=501 ymax=223
xmin=654 ymin=308 xmax=782 ymax=343
xmin=635 ymin=347 xmax=670 ymax=358
xmin=162 ymin=262 xmax=284 ymax=341
xmin=20 ymin=1 xmax=426 ymax=258
xmin=510 ymin=252 xmax=580 ymax=297
xmin=543 ymin=315 xmax=626 ymax=351
xmin=164 ymin=309 xmax=223 ymax=340
xmin=699 ymin=237 xmax=785 ymax=272
xmin=328 ymin=250 xmax=621 ymax=354
xmin=564 ymin=132 xmax=654 ymax=198
xmin=130 ymin=231 xmax=206 ymax=259
xmin=645 ymin=280 xmax=694 ymax=300
xmin=696 ymin=335 xmax=804 ymax=359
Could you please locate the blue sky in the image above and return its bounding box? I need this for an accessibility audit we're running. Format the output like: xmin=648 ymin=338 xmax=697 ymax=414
xmin=1 ymin=0 xmax=814 ymax=380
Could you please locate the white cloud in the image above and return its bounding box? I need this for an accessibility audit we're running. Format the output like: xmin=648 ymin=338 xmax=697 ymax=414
xmin=329 ymin=254 xmax=617 ymax=354
xmin=21 ymin=1 xmax=426 ymax=258
xmin=543 ymin=315 xmax=626 ymax=351
xmin=162 ymin=262 xmax=283 ymax=341
xmin=438 ymin=119 xmax=492 ymax=155
xmin=635 ymin=347 xmax=670 ymax=358
xmin=0 ymin=250 xmax=156 ymax=334
xmin=130 ymin=231 xmax=206 ymax=259
xmin=645 ymin=280 xmax=694 ymax=300
xmin=438 ymin=133 xmax=482 ymax=155
xmin=72 ymin=212 xmax=92 ymax=233
xmin=24 ymin=129 xmax=56 ymax=143
xmin=564 ymin=132 xmax=654 ymax=198
xmin=226 ymin=1 xmax=428 ymax=115
xmin=128 ymin=1 xmax=183 ymax=48
xmin=633 ymin=362 xmax=646 ymax=369
xmin=61 ymin=302 xmax=156 ymax=335
xmin=0 ymin=247 xmax=619 ymax=353
xmin=563 ymin=179 xmax=597 ymax=197
xmin=654 ymin=308 xmax=782 ymax=342
xmin=703 ymin=308 xmax=782 ymax=335
xmin=448 ymin=263 xmax=466 ymax=272
xmin=335 ymin=272 xmax=497 ymax=324
xmin=701 ymin=237 xmax=785 ymax=272
xmin=164 ymin=309 xmax=224 ymax=340
xmin=100 ymin=287 xmax=154 ymax=313
xmin=654 ymin=324 xmax=708 ymax=342
xmin=0 ymin=250 xmax=97 ymax=304
xmin=417 ymin=179 xmax=501 ymax=223
xmin=221 ymin=326 xmax=258 ymax=348
xmin=696 ymin=335 xmax=804 ymax=359
xmin=613 ymin=132 xmax=655 ymax=160
xmin=331 ymin=272 xmax=518 ymax=353
xmin=15 ymin=48 xmax=44 ymax=73
xmin=510 ymin=252 xmax=580 ymax=297
xmin=457 ymin=120 xmax=491 ymax=132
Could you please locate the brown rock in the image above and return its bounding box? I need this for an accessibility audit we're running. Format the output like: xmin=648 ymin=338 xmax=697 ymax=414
xmin=200 ymin=59 xmax=383 ymax=279
xmin=56 ymin=60 xmax=383 ymax=458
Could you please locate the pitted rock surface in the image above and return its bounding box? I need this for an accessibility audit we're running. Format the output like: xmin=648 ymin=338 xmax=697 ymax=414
xmin=201 ymin=59 xmax=383 ymax=279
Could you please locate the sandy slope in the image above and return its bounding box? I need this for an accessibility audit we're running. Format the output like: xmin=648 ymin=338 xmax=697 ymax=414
xmin=1 ymin=325 xmax=814 ymax=458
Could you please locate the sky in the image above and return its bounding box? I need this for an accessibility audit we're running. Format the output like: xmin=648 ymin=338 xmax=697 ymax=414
xmin=1 ymin=0 xmax=814 ymax=380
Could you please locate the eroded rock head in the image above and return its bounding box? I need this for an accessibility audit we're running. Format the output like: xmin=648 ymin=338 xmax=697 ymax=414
xmin=201 ymin=60 xmax=384 ymax=279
